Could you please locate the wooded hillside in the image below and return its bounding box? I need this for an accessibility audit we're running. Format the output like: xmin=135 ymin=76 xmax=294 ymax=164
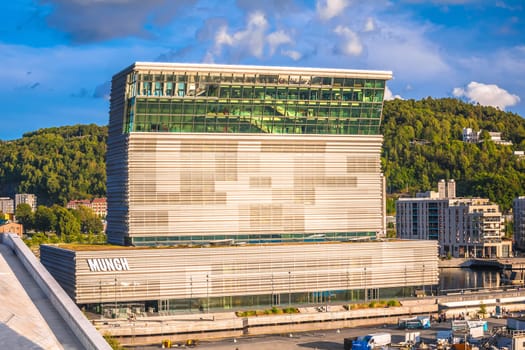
xmin=1 ymin=98 xmax=524 ymax=211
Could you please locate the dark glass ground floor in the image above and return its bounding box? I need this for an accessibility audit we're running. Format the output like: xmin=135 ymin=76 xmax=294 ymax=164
xmin=82 ymin=285 xmax=436 ymax=318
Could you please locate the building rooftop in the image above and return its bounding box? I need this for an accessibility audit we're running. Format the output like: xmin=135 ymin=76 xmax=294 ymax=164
xmin=44 ymin=238 xmax=407 ymax=252
xmin=0 ymin=243 xmax=83 ymax=349
xmin=116 ymin=61 xmax=393 ymax=80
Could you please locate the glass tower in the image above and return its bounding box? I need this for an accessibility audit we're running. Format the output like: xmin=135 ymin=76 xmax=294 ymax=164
xmin=107 ymin=63 xmax=392 ymax=246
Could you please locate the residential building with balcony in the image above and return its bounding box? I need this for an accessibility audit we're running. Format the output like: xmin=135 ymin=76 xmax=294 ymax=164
xmin=397 ymin=181 xmax=511 ymax=258
xmin=15 ymin=193 xmax=37 ymax=212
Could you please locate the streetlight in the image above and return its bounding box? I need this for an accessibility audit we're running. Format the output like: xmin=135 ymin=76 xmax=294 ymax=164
xmin=114 ymin=276 xmax=118 ymax=318
xmin=206 ymin=274 xmax=209 ymax=313
xmin=190 ymin=276 xmax=193 ymax=312
xmin=422 ymin=265 xmax=425 ymax=295
xmin=288 ymin=271 xmax=291 ymax=306
xmin=271 ymin=273 xmax=274 ymax=306
xmin=99 ymin=280 xmax=102 ymax=319
xmin=364 ymin=267 xmax=367 ymax=302
xmin=346 ymin=270 xmax=349 ymax=301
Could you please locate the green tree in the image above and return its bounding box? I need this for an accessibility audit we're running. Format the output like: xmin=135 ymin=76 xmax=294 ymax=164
xmin=52 ymin=205 xmax=81 ymax=237
xmin=15 ymin=203 xmax=34 ymax=232
xmin=34 ymin=206 xmax=56 ymax=234
xmin=72 ymin=205 xmax=103 ymax=234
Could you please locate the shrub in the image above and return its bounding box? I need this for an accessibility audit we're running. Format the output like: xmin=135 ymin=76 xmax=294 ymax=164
xmin=387 ymin=300 xmax=401 ymax=307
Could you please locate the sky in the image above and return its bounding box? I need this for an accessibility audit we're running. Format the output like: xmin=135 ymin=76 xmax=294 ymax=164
xmin=0 ymin=0 xmax=524 ymax=140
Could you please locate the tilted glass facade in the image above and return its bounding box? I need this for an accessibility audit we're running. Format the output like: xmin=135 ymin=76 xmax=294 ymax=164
xmin=107 ymin=63 xmax=392 ymax=246
xmin=122 ymin=66 xmax=387 ymax=136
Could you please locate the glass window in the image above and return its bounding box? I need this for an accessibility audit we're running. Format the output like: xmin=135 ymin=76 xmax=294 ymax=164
xmin=265 ymin=87 xmax=276 ymax=99
xmin=288 ymin=88 xmax=299 ymax=100
xmin=298 ymin=88 xmax=309 ymax=100
xmin=142 ymin=82 xmax=152 ymax=96
xmin=332 ymin=88 xmax=342 ymax=100
xmin=321 ymin=89 xmax=332 ymax=100
xmin=177 ymin=82 xmax=185 ymax=96
xmin=136 ymin=100 xmax=147 ymax=114
xmin=344 ymin=78 xmax=354 ymax=87
xmin=254 ymin=87 xmax=265 ymax=99
xmin=221 ymin=74 xmax=233 ymax=83
xmin=183 ymin=103 xmax=195 ymax=115
xmin=172 ymin=101 xmax=183 ymax=114
xmin=159 ymin=101 xmax=170 ymax=114
xmin=154 ymin=82 xmax=163 ymax=96
xmin=194 ymin=101 xmax=206 ymax=114
xmin=233 ymin=74 xmax=244 ymax=83
xmin=148 ymin=100 xmax=160 ymax=113
xmin=231 ymin=86 xmax=242 ymax=98
xmin=166 ymin=82 xmax=174 ymax=96
xmin=219 ymin=86 xmax=231 ymax=98
xmin=242 ymin=86 xmax=254 ymax=99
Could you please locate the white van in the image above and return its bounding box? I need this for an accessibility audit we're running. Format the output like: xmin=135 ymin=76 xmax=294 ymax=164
xmin=352 ymin=332 xmax=392 ymax=350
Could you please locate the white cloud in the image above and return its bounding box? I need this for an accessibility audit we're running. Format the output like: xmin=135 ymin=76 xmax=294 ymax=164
xmin=334 ymin=25 xmax=363 ymax=56
xmin=267 ymin=30 xmax=293 ymax=55
xmin=212 ymin=12 xmax=266 ymax=59
xmin=215 ymin=26 xmax=234 ymax=48
xmin=212 ymin=12 xmax=298 ymax=61
xmin=384 ymin=85 xmax=403 ymax=100
xmin=281 ymin=49 xmax=302 ymax=61
xmin=452 ymin=82 xmax=520 ymax=110
xmin=316 ymin=0 xmax=350 ymax=20
xmin=364 ymin=19 xmax=450 ymax=80
xmin=364 ymin=17 xmax=375 ymax=32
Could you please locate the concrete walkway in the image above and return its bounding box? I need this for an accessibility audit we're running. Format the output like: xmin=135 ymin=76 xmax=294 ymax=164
xmin=0 ymin=244 xmax=84 ymax=349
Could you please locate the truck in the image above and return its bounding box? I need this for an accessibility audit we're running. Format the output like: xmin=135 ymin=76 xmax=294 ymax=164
xmin=350 ymin=333 xmax=392 ymax=350
xmin=398 ymin=315 xmax=431 ymax=329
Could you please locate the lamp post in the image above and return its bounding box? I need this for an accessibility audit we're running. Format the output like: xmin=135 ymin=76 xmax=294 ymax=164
xmin=190 ymin=276 xmax=193 ymax=312
xmin=364 ymin=267 xmax=367 ymax=302
xmin=99 ymin=280 xmax=102 ymax=319
xmin=206 ymin=274 xmax=209 ymax=314
xmin=114 ymin=276 xmax=118 ymax=318
xmin=288 ymin=271 xmax=291 ymax=306
xmin=271 ymin=273 xmax=274 ymax=306
xmin=422 ymin=264 xmax=425 ymax=295
xmin=346 ymin=270 xmax=349 ymax=301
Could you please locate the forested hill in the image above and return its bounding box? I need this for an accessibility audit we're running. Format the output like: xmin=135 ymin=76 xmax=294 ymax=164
xmin=382 ymin=98 xmax=525 ymax=210
xmin=0 ymin=124 xmax=107 ymax=206
xmin=0 ymin=98 xmax=524 ymax=210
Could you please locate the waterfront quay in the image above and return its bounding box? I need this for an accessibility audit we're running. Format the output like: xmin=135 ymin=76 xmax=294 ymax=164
xmin=439 ymin=257 xmax=525 ymax=270
xmin=196 ymin=317 xmax=509 ymax=350
xmin=97 ymin=288 xmax=525 ymax=347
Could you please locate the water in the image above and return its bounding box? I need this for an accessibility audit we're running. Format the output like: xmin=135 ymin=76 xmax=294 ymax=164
xmin=438 ymin=268 xmax=501 ymax=292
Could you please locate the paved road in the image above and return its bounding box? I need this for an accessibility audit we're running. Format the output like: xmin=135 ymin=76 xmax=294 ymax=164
xmin=133 ymin=318 xmax=507 ymax=350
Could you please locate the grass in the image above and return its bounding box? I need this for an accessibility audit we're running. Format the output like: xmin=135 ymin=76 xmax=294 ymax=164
xmin=235 ymin=306 xmax=299 ymax=317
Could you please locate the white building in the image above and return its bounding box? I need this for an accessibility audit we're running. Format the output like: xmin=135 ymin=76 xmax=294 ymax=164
xmin=40 ymin=62 xmax=439 ymax=315
xmin=15 ymin=193 xmax=37 ymax=212
xmin=0 ymin=197 xmax=14 ymax=215
xmin=397 ymin=181 xmax=511 ymax=258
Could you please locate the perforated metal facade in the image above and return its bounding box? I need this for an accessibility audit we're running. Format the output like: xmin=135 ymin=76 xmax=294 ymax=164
xmin=106 ymin=63 xmax=392 ymax=245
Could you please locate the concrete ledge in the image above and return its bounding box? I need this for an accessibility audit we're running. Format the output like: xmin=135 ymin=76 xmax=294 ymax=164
xmin=0 ymin=233 xmax=112 ymax=350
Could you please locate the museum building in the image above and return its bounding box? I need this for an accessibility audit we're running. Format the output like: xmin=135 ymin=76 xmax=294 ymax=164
xmin=40 ymin=63 xmax=438 ymax=315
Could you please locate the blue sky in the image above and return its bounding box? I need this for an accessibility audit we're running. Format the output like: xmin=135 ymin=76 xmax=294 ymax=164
xmin=0 ymin=0 xmax=524 ymax=140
